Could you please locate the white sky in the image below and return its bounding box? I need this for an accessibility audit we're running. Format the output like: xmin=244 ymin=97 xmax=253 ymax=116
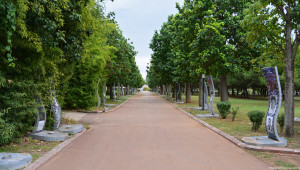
xmin=104 ymin=0 xmax=184 ymax=80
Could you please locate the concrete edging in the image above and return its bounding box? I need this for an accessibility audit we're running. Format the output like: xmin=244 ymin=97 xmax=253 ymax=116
xmin=24 ymin=128 xmax=87 ymax=170
xmin=159 ymin=96 xmax=300 ymax=155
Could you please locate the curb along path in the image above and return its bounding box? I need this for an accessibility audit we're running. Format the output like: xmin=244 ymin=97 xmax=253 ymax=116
xmin=160 ymin=96 xmax=300 ymax=155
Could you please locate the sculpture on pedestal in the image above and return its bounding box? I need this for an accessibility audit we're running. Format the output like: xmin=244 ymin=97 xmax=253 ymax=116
xmin=242 ymin=66 xmax=287 ymax=147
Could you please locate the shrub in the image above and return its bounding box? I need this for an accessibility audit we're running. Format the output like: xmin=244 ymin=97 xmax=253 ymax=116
xmin=231 ymin=106 xmax=239 ymax=121
xmin=0 ymin=78 xmax=36 ymax=146
xmin=217 ymin=102 xmax=231 ymax=119
xmin=247 ymin=110 xmax=265 ymax=131
xmin=0 ymin=120 xmax=16 ymax=146
xmin=277 ymin=113 xmax=285 ymax=133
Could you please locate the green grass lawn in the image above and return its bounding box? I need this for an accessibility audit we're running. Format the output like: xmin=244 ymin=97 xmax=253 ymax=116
xmin=168 ymin=95 xmax=300 ymax=149
xmin=165 ymin=94 xmax=300 ymax=168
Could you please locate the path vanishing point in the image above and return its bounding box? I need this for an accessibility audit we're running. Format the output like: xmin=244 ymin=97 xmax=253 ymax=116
xmin=37 ymin=91 xmax=268 ymax=170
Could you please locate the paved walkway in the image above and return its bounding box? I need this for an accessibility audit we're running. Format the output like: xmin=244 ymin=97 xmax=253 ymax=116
xmin=38 ymin=91 xmax=268 ymax=170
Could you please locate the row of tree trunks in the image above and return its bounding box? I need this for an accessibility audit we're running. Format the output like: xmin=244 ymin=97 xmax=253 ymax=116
xmin=199 ymin=76 xmax=203 ymax=107
xmin=220 ymin=75 xmax=229 ymax=101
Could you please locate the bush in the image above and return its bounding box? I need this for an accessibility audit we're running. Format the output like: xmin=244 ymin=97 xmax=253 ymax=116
xmin=0 ymin=78 xmax=36 ymax=146
xmin=217 ymin=102 xmax=231 ymax=119
xmin=231 ymin=106 xmax=239 ymax=121
xmin=247 ymin=110 xmax=265 ymax=131
xmin=0 ymin=120 xmax=16 ymax=146
xmin=277 ymin=113 xmax=285 ymax=133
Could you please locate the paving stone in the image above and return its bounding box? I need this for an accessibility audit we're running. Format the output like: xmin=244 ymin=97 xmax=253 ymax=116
xmin=241 ymin=136 xmax=287 ymax=147
xmin=104 ymin=104 xmax=116 ymax=107
xmin=58 ymin=124 xmax=84 ymax=135
xmin=0 ymin=153 xmax=32 ymax=170
xmin=196 ymin=113 xmax=219 ymax=118
xmin=27 ymin=130 xmax=68 ymax=142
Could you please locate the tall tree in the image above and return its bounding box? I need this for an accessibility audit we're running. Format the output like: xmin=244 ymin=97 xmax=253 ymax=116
xmin=242 ymin=1 xmax=300 ymax=137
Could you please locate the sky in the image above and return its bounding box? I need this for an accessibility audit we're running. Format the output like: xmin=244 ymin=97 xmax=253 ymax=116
xmin=104 ymin=0 xmax=184 ymax=80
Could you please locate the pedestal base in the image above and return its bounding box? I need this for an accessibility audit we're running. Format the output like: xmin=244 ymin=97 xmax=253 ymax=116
xmin=105 ymin=104 xmax=116 ymax=107
xmin=295 ymin=117 xmax=300 ymax=126
xmin=0 ymin=153 xmax=32 ymax=170
xmin=114 ymin=100 xmax=122 ymax=102
xmin=196 ymin=113 xmax=219 ymax=118
xmin=241 ymin=136 xmax=287 ymax=147
xmin=28 ymin=130 xmax=68 ymax=142
xmin=184 ymin=106 xmax=208 ymax=111
xmin=58 ymin=124 xmax=84 ymax=135
xmin=77 ymin=110 xmax=98 ymax=113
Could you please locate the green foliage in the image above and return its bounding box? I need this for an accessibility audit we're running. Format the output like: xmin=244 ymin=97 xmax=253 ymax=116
xmin=277 ymin=113 xmax=285 ymax=133
xmin=217 ymin=101 xmax=231 ymax=119
xmin=231 ymin=106 xmax=239 ymax=121
xmin=0 ymin=0 xmax=142 ymax=145
xmin=0 ymin=75 xmax=36 ymax=146
xmin=247 ymin=110 xmax=265 ymax=131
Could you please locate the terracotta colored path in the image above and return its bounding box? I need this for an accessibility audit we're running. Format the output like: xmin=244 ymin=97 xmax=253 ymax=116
xmin=38 ymin=92 xmax=268 ymax=170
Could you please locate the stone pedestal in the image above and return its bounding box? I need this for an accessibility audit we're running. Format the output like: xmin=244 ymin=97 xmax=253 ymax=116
xmin=114 ymin=100 xmax=122 ymax=102
xmin=28 ymin=130 xmax=68 ymax=142
xmin=241 ymin=136 xmax=287 ymax=147
xmin=196 ymin=113 xmax=219 ymax=118
xmin=0 ymin=153 xmax=32 ymax=170
xmin=105 ymin=104 xmax=116 ymax=107
xmin=58 ymin=124 xmax=84 ymax=135
xmin=295 ymin=117 xmax=300 ymax=126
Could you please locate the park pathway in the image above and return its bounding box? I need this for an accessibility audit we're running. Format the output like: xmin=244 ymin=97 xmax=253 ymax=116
xmin=38 ymin=91 xmax=268 ymax=170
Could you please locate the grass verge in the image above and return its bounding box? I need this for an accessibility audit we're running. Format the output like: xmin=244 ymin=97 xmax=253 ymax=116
xmin=163 ymin=94 xmax=300 ymax=168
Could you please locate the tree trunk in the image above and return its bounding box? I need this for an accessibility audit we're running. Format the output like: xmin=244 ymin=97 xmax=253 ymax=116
xmin=172 ymin=84 xmax=176 ymax=98
xmin=220 ymin=75 xmax=229 ymax=101
xmin=117 ymin=82 xmax=120 ymax=98
xmin=110 ymin=85 xmax=113 ymax=99
xmin=186 ymin=81 xmax=192 ymax=103
xmin=232 ymin=88 xmax=235 ymax=97
xmin=284 ymin=8 xmax=296 ymax=137
xmin=178 ymin=84 xmax=182 ymax=100
xmin=199 ymin=77 xmax=203 ymax=107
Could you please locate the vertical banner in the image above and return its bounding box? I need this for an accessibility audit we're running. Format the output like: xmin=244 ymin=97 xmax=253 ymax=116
xmin=204 ymin=82 xmax=208 ymax=109
xmin=52 ymin=92 xmax=62 ymax=130
xmin=103 ymin=83 xmax=106 ymax=106
xmin=33 ymin=96 xmax=46 ymax=133
xmin=113 ymin=83 xmax=116 ymax=101
xmin=206 ymin=76 xmax=215 ymax=115
xmin=262 ymin=66 xmax=282 ymax=141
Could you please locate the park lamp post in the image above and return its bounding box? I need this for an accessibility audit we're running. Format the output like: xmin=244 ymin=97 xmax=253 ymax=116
xmin=202 ymin=74 xmax=205 ymax=111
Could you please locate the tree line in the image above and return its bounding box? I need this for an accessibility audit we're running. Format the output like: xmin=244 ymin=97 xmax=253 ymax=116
xmin=0 ymin=0 xmax=144 ymax=145
xmin=146 ymin=0 xmax=300 ymax=137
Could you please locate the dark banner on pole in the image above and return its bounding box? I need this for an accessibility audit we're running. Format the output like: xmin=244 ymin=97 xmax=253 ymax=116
xmin=262 ymin=66 xmax=282 ymax=141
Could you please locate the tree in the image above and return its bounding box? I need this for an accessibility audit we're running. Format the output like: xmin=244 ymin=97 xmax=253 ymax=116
xmin=242 ymin=1 xmax=300 ymax=137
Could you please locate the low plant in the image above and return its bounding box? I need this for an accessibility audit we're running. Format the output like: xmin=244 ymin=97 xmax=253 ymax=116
xmin=217 ymin=101 xmax=231 ymax=119
xmin=277 ymin=113 xmax=285 ymax=133
xmin=247 ymin=110 xmax=265 ymax=131
xmin=231 ymin=106 xmax=239 ymax=121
